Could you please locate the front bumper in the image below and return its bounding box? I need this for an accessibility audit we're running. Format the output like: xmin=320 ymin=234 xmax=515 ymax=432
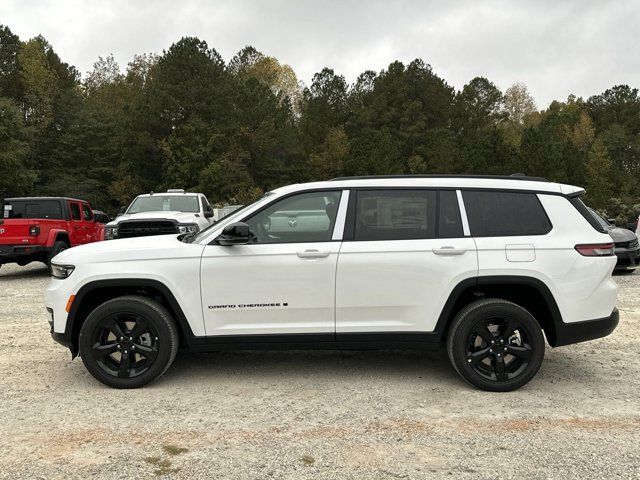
xmin=0 ymin=244 xmax=45 ymax=264
xmin=44 ymin=276 xmax=77 ymax=352
xmin=614 ymin=246 xmax=640 ymax=270
xmin=552 ymin=308 xmax=619 ymax=347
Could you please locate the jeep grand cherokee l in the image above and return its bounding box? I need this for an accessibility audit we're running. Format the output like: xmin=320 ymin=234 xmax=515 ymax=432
xmin=44 ymin=175 xmax=619 ymax=391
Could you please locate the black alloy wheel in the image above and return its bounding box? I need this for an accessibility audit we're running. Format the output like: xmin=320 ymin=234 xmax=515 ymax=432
xmin=447 ymin=299 xmax=545 ymax=392
xmin=464 ymin=316 xmax=534 ymax=382
xmin=91 ymin=312 xmax=159 ymax=379
xmin=79 ymin=295 xmax=178 ymax=388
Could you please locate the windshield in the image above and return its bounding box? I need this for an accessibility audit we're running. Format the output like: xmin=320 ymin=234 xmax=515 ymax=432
xmin=190 ymin=192 xmax=275 ymax=243
xmin=127 ymin=195 xmax=199 ymax=214
xmin=588 ymin=208 xmax=610 ymax=228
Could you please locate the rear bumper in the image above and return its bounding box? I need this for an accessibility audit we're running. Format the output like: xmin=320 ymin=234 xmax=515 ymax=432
xmin=614 ymin=246 xmax=640 ymax=270
xmin=0 ymin=244 xmax=46 ymax=264
xmin=552 ymin=308 xmax=619 ymax=347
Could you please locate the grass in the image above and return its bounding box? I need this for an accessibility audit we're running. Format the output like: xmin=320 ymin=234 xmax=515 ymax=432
xmin=145 ymin=455 xmax=182 ymax=476
xmin=300 ymin=455 xmax=315 ymax=466
xmin=162 ymin=444 xmax=189 ymax=456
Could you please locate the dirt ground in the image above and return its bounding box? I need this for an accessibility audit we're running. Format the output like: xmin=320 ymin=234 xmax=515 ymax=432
xmin=0 ymin=262 xmax=639 ymax=479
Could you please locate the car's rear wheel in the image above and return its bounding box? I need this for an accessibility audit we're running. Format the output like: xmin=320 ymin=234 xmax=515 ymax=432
xmin=447 ymin=298 xmax=545 ymax=392
xmin=78 ymin=295 xmax=179 ymax=388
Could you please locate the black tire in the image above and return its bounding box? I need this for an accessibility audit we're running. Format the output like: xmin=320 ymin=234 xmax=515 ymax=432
xmin=447 ymin=298 xmax=545 ymax=392
xmin=78 ymin=295 xmax=179 ymax=389
xmin=46 ymin=240 xmax=69 ymax=270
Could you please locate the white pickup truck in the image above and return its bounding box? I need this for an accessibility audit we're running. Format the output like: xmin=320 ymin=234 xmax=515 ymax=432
xmin=104 ymin=190 xmax=215 ymax=240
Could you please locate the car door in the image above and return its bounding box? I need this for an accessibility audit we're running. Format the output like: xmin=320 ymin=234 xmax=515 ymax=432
xmin=336 ymin=189 xmax=478 ymax=335
xmin=80 ymin=203 xmax=99 ymax=243
xmin=67 ymin=201 xmax=84 ymax=246
xmin=200 ymin=189 xmax=348 ymax=338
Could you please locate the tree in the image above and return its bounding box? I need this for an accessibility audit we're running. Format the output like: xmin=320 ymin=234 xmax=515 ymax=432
xmin=308 ymin=126 xmax=349 ymax=180
xmin=144 ymin=37 xmax=229 ymax=133
xmin=229 ymin=46 xmax=302 ymax=110
xmin=454 ymin=77 xmax=504 ymax=134
xmin=503 ymin=82 xmax=537 ymax=124
xmin=585 ymin=139 xmax=614 ymax=207
xmin=300 ymin=68 xmax=349 ymax=147
xmin=502 ymin=82 xmax=537 ymax=147
xmin=0 ymin=98 xmax=35 ymax=197
xmin=18 ymin=37 xmax=60 ymax=129
xmin=0 ymin=25 xmax=22 ymax=100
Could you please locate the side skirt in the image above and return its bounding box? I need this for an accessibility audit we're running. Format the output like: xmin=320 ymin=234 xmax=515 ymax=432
xmin=187 ymin=332 xmax=443 ymax=352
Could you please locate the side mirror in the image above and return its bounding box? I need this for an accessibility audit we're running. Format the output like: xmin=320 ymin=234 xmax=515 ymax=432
xmin=607 ymin=218 xmax=617 ymax=226
xmin=216 ymin=222 xmax=250 ymax=246
xmin=204 ymin=206 xmax=214 ymax=219
xmin=116 ymin=206 xmax=126 ymax=217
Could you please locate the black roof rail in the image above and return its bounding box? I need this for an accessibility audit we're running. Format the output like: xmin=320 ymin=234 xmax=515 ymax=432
xmin=4 ymin=196 xmax=89 ymax=202
xmin=329 ymin=174 xmax=550 ymax=182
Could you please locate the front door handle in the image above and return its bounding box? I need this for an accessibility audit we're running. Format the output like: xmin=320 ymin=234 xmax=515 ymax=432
xmin=433 ymin=246 xmax=467 ymax=256
xmin=297 ymin=249 xmax=331 ymax=259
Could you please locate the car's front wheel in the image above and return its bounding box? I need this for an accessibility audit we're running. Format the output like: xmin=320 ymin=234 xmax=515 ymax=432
xmin=447 ymin=298 xmax=545 ymax=392
xmin=46 ymin=240 xmax=69 ymax=271
xmin=78 ymin=295 xmax=179 ymax=388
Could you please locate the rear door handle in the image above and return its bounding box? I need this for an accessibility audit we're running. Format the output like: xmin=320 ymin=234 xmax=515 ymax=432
xmin=297 ymin=249 xmax=331 ymax=259
xmin=433 ymin=246 xmax=467 ymax=256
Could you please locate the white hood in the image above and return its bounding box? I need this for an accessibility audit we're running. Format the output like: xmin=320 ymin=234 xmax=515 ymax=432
xmin=52 ymin=233 xmax=205 ymax=266
xmin=107 ymin=211 xmax=200 ymax=227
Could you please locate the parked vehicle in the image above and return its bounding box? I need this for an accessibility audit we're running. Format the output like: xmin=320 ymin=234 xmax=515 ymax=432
xmin=588 ymin=208 xmax=639 ymax=272
xmin=1 ymin=197 xmax=103 ymax=270
xmin=212 ymin=205 xmax=243 ymax=222
xmin=92 ymin=210 xmax=111 ymax=224
xmin=45 ymin=175 xmax=619 ymax=391
xmin=104 ymin=189 xmax=214 ymax=240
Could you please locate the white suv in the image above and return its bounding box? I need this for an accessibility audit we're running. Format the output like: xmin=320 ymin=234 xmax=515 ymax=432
xmin=45 ymin=176 xmax=619 ymax=391
xmin=104 ymin=189 xmax=214 ymax=240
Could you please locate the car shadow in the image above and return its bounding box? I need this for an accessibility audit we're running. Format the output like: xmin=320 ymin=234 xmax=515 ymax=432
xmin=0 ymin=264 xmax=50 ymax=279
xmin=160 ymin=347 xmax=458 ymax=386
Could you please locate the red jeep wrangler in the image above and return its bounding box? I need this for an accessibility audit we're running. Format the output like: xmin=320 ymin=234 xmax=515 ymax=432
xmin=0 ymin=197 xmax=104 ymax=271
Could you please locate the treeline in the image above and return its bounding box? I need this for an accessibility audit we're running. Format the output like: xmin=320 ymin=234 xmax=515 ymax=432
xmin=1 ymin=25 xmax=639 ymax=222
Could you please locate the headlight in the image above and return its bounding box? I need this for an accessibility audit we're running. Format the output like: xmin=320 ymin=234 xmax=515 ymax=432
xmin=105 ymin=226 xmax=118 ymax=239
xmin=51 ymin=264 xmax=75 ymax=279
xmin=177 ymin=224 xmax=199 ymax=234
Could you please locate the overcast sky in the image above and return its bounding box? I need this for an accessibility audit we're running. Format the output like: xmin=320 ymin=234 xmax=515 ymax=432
xmin=1 ymin=0 xmax=638 ymax=107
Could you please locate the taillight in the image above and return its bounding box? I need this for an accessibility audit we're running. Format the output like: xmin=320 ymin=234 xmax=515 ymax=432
xmin=29 ymin=225 xmax=40 ymax=236
xmin=575 ymin=243 xmax=615 ymax=257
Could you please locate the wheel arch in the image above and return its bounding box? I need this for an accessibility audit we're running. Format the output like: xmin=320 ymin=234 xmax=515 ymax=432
xmin=65 ymin=279 xmax=204 ymax=358
xmin=46 ymin=229 xmax=70 ymax=248
xmin=435 ymin=275 xmax=563 ymax=346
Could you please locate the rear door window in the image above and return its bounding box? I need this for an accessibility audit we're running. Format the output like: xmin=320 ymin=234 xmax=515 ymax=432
xmin=462 ymin=191 xmax=552 ymax=237
xmin=354 ymin=190 xmax=437 ymax=241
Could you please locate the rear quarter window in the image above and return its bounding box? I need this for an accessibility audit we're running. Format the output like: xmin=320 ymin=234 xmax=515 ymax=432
xmin=3 ymin=200 xmax=64 ymax=219
xmin=462 ymin=191 xmax=552 ymax=237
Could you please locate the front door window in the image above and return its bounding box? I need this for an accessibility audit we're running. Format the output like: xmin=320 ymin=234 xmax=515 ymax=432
xmin=245 ymin=191 xmax=342 ymax=244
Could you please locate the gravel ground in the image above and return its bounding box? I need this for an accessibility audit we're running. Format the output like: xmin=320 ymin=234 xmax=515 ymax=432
xmin=0 ymin=262 xmax=639 ymax=479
